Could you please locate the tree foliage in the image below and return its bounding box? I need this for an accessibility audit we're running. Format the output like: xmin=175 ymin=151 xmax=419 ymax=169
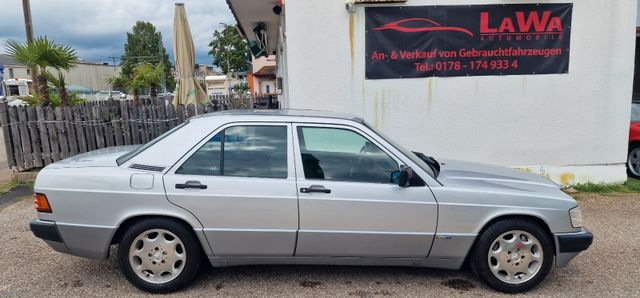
xmin=208 ymin=24 xmax=251 ymax=74
xmin=121 ymin=21 xmax=175 ymax=91
xmin=5 ymin=36 xmax=78 ymax=106
xmin=107 ymin=63 xmax=163 ymax=104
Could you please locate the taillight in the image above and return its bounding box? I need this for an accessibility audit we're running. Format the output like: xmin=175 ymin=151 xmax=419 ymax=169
xmin=34 ymin=193 xmax=52 ymax=213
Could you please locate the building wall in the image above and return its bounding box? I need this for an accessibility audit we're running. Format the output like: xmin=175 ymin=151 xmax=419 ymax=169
xmin=61 ymin=63 xmax=121 ymax=91
xmin=284 ymin=0 xmax=637 ymax=184
xmin=2 ymin=63 xmax=121 ymax=92
xmin=3 ymin=65 xmax=29 ymax=80
xmin=256 ymin=78 xmax=277 ymax=94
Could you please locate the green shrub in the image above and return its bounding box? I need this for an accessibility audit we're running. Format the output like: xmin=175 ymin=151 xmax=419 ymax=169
xmin=573 ymin=178 xmax=640 ymax=193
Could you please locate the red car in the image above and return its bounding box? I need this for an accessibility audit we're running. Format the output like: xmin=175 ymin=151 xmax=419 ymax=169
xmin=628 ymin=101 xmax=640 ymax=178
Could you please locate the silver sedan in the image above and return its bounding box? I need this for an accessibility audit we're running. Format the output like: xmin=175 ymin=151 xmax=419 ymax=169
xmin=30 ymin=110 xmax=592 ymax=293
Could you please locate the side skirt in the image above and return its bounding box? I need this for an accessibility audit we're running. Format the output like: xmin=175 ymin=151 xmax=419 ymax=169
xmin=207 ymin=256 xmax=465 ymax=270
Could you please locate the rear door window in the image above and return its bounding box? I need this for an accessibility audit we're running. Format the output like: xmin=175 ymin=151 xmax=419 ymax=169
xmin=176 ymin=125 xmax=288 ymax=178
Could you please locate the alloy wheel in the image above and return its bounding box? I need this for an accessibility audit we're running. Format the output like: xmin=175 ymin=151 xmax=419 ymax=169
xmin=487 ymin=230 xmax=543 ymax=284
xmin=628 ymin=147 xmax=640 ymax=177
xmin=128 ymin=229 xmax=186 ymax=284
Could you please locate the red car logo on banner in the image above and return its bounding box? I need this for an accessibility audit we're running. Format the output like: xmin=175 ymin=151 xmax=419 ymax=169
xmin=372 ymin=18 xmax=474 ymax=37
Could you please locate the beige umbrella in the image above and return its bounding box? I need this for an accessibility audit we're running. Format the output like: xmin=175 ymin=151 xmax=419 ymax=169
xmin=172 ymin=3 xmax=207 ymax=106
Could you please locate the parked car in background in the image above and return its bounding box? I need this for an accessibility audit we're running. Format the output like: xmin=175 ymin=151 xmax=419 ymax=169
xmin=94 ymin=91 xmax=127 ymax=101
xmin=627 ymin=100 xmax=640 ymax=178
xmin=30 ymin=110 xmax=592 ymax=294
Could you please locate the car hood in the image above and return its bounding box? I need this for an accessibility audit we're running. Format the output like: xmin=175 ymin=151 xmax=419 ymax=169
xmin=45 ymin=145 xmax=140 ymax=169
xmin=435 ymin=158 xmax=560 ymax=193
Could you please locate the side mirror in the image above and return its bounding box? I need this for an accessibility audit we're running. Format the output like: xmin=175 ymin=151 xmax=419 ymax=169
xmin=398 ymin=166 xmax=414 ymax=187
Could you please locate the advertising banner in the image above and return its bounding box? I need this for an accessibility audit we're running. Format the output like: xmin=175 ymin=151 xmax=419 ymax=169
xmin=365 ymin=4 xmax=573 ymax=79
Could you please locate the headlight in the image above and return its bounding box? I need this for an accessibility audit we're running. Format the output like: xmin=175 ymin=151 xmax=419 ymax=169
xmin=569 ymin=206 xmax=583 ymax=228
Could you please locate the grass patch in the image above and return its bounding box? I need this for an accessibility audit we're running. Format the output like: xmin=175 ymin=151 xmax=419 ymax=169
xmin=573 ymin=178 xmax=640 ymax=193
xmin=0 ymin=180 xmax=34 ymax=196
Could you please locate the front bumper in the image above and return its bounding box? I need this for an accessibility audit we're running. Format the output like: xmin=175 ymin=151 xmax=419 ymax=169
xmin=30 ymin=219 xmax=70 ymax=254
xmin=557 ymin=228 xmax=593 ymax=252
xmin=554 ymin=228 xmax=593 ymax=267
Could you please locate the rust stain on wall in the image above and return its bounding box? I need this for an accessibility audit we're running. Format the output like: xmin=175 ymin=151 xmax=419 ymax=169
xmin=380 ymin=90 xmax=388 ymax=128
xmin=427 ymin=78 xmax=433 ymax=110
xmin=559 ymin=172 xmax=575 ymax=185
xmin=515 ymin=167 xmax=534 ymax=173
xmin=373 ymin=92 xmax=380 ymax=128
xmin=349 ymin=14 xmax=355 ymax=81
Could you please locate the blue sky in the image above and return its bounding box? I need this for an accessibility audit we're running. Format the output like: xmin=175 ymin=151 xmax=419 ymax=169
xmin=0 ymin=0 xmax=235 ymax=65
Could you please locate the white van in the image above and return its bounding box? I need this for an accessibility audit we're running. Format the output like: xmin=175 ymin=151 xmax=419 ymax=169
xmin=1 ymin=78 xmax=33 ymax=106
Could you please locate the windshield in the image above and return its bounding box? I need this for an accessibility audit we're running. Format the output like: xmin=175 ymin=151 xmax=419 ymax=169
xmin=363 ymin=122 xmax=436 ymax=179
xmin=116 ymin=121 xmax=188 ymax=165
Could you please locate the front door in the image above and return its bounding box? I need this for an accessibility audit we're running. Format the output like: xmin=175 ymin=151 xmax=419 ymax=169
xmin=164 ymin=123 xmax=298 ymax=256
xmin=293 ymin=124 xmax=438 ymax=257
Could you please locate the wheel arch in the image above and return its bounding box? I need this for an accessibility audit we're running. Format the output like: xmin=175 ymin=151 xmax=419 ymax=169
xmin=629 ymin=140 xmax=640 ymax=150
xmin=111 ymin=215 xmax=191 ymax=244
xmin=475 ymin=213 xmax=556 ymax=254
xmin=108 ymin=214 xmax=213 ymax=259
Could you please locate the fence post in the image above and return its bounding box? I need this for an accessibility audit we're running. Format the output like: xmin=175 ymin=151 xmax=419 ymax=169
xmin=0 ymin=102 xmax=15 ymax=168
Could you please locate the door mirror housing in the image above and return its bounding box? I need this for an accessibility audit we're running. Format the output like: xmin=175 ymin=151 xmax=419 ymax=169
xmin=395 ymin=166 xmax=414 ymax=187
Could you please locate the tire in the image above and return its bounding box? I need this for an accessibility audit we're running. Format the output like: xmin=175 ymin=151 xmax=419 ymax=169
xmin=117 ymin=218 xmax=202 ymax=293
xmin=627 ymin=143 xmax=640 ymax=179
xmin=469 ymin=218 xmax=554 ymax=293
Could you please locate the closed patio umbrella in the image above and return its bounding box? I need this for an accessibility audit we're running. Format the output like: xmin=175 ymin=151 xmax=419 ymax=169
xmin=172 ymin=3 xmax=207 ymax=106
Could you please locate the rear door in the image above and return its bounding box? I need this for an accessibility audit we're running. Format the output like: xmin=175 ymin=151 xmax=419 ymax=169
xmin=164 ymin=122 xmax=298 ymax=256
xmin=293 ymin=123 xmax=438 ymax=257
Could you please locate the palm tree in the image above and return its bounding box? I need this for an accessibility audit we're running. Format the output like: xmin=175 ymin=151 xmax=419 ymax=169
xmin=42 ymin=70 xmax=70 ymax=105
xmin=132 ymin=63 xmax=163 ymax=99
xmin=107 ymin=75 xmax=141 ymax=104
xmin=108 ymin=63 xmax=163 ymax=104
xmin=5 ymin=37 xmax=78 ymax=106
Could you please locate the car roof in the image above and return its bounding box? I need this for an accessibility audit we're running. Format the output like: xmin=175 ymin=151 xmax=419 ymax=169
xmin=191 ymin=109 xmax=364 ymax=123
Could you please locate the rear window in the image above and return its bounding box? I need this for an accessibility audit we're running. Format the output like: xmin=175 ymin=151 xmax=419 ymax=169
xmin=632 ymin=103 xmax=640 ymax=122
xmin=116 ymin=122 xmax=188 ymax=165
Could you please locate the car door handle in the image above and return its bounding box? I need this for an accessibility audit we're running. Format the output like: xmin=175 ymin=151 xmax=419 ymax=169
xmin=175 ymin=181 xmax=207 ymax=190
xmin=300 ymin=185 xmax=331 ymax=194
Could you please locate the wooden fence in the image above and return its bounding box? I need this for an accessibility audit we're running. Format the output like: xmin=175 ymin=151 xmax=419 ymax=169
xmin=0 ymin=97 xmax=241 ymax=170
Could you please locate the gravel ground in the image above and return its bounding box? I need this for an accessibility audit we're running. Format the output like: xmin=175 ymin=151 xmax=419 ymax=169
xmin=0 ymin=193 xmax=638 ymax=297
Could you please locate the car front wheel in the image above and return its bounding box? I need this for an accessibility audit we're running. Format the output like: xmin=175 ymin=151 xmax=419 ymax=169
xmin=117 ymin=218 xmax=202 ymax=293
xmin=469 ymin=219 xmax=554 ymax=293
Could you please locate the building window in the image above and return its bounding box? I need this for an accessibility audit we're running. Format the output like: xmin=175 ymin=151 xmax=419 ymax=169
xmin=26 ymin=69 xmax=30 ymax=75
xmin=266 ymin=84 xmax=271 ymax=94
xmin=8 ymin=68 xmax=14 ymax=79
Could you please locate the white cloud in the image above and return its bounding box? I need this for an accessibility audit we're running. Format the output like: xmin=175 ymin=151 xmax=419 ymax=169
xmin=0 ymin=0 xmax=235 ymax=64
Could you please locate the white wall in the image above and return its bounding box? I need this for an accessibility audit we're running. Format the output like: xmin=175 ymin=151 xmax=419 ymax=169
xmin=62 ymin=63 xmax=121 ymax=91
xmin=284 ymin=0 xmax=637 ymax=184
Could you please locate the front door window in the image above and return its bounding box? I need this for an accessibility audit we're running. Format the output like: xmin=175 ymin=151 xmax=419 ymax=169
xmin=296 ymin=126 xmax=398 ymax=184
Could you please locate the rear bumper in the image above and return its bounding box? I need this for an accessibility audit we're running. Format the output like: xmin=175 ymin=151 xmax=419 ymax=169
xmin=554 ymin=228 xmax=593 ymax=267
xmin=30 ymin=219 xmax=70 ymax=254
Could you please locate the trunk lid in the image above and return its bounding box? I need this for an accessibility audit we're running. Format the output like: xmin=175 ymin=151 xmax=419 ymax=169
xmin=45 ymin=145 xmax=139 ymax=169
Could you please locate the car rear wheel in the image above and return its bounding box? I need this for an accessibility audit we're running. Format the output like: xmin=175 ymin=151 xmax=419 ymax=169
xmin=469 ymin=219 xmax=554 ymax=293
xmin=627 ymin=144 xmax=640 ymax=179
xmin=117 ymin=218 xmax=202 ymax=293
